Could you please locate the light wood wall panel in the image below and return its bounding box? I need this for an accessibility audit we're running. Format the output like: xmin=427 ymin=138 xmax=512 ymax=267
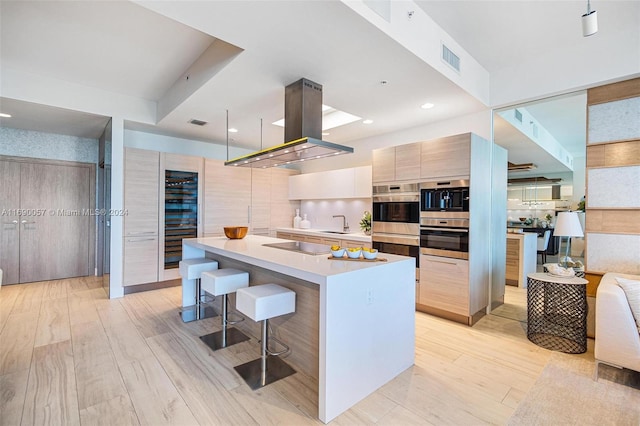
xmin=586 ymin=77 xmax=640 ymax=276
xmin=587 ymin=78 xmax=640 ymax=105
xmin=586 ymin=140 xmax=640 ymax=168
xmin=586 ymin=210 xmax=640 ymax=234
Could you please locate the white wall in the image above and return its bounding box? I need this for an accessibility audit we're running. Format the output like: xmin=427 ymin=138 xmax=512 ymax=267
xmin=299 ymin=109 xmax=492 ymax=173
xmin=124 ymin=129 xmax=252 ymax=160
xmin=299 ymin=199 xmax=371 ymax=233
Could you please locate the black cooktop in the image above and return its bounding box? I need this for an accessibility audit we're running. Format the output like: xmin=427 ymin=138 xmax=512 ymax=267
xmin=262 ymin=241 xmax=331 ymax=255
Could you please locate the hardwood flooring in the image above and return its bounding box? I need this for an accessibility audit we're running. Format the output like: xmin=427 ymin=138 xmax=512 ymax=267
xmin=0 ymin=276 xmax=599 ymax=425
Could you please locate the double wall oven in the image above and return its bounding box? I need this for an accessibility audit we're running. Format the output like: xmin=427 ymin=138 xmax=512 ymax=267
xmin=419 ymin=179 xmax=470 ymax=260
xmin=372 ymin=180 xmax=471 ymax=280
xmin=372 ymin=183 xmax=420 ymax=280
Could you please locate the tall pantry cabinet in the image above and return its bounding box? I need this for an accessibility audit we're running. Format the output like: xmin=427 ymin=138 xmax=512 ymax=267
xmin=122 ymin=148 xmax=159 ymax=286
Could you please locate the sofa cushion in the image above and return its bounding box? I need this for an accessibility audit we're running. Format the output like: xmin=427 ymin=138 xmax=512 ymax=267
xmin=616 ymin=277 xmax=640 ymax=334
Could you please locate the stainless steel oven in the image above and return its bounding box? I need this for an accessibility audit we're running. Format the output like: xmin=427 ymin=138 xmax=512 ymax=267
xmin=420 ymin=216 xmax=469 ymax=260
xmin=372 ymin=183 xmax=420 ymax=279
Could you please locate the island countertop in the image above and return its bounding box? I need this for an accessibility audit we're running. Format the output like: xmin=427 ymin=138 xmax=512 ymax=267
xmin=183 ymin=235 xmax=412 ymax=286
xmin=181 ymin=234 xmax=415 ymax=423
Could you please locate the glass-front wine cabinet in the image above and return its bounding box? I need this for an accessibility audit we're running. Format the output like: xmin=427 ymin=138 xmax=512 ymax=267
xmin=164 ymin=170 xmax=198 ymax=269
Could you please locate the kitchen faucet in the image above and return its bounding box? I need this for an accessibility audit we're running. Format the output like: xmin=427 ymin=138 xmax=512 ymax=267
xmin=333 ymin=215 xmax=350 ymax=233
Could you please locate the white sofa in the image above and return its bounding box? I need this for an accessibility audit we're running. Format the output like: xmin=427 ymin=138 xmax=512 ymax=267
xmin=594 ymin=272 xmax=640 ymax=379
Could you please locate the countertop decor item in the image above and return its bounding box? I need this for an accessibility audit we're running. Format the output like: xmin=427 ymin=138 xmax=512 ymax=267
xmin=224 ymin=226 xmax=248 ymax=239
xmin=360 ymin=210 xmax=371 ymax=235
xmin=300 ymin=214 xmax=311 ymax=229
xmin=293 ymin=209 xmax=301 ymax=229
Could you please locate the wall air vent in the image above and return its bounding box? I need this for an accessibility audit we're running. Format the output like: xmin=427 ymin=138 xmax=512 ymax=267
xmin=515 ymin=109 xmax=523 ymax=123
xmin=442 ymin=44 xmax=460 ymax=72
xmin=189 ymin=119 xmax=208 ymax=126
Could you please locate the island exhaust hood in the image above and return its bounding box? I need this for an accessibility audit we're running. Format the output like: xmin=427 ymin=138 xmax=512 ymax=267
xmin=225 ymin=78 xmax=354 ymax=168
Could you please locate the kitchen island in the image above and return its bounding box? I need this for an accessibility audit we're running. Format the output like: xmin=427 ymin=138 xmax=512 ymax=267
xmin=182 ymin=235 xmax=415 ymax=423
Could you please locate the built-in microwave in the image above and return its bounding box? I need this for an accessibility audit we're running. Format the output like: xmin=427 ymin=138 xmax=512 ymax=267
xmin=420 ymin=180 xmax=470 ymax=212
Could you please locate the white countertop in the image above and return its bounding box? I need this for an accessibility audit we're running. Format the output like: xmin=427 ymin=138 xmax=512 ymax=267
xmin=506 ymin=232 xmax=538 ymax=239
xmin=276 ymin=227 xmax=372 ymax=243
xmin=183 ymin=235 xmax=410 ymax=285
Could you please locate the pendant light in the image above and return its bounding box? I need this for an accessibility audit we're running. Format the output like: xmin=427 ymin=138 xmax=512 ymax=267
xmin=582 ymin=0 xmax=598 ymax=37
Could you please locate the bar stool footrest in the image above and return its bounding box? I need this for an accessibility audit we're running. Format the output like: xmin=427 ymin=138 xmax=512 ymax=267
xmin=262 ymin=335 xmax=290 ymax=357
xmin=234 ymin=355 xmax=295 ymax=390
xmin=225 ymin=311 xmax=245 ymax=325
xmin=200 ymin=327 xmax=250 ymax=351
xmin=179 ymin=305 xmax=216 ymax=323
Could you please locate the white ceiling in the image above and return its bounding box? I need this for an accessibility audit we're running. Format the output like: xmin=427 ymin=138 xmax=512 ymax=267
xmin=1 ymin=0 xmax=638 ymax=176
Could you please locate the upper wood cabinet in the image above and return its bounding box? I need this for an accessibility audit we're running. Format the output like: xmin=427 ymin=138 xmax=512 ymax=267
xmin=270 ymin=168 xmax=300 ymax=231
xmin=372 ymin=143 xmax=421 ymax=183
xmin=251 ymin=168 xmax=271 ymax=234
xmin=204 ymin=159 xmax=251 ymax=235
xmin=124 ymin=148 xmax=159 ymax=236
xmin=289 ymin=166 xmax=372 ymax=200
xmin=420 ymin=134 xmax=470 ymax=180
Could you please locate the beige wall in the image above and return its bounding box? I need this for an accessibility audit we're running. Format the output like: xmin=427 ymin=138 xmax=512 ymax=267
xmin=585 ymin=78 xmax=640 ymax=275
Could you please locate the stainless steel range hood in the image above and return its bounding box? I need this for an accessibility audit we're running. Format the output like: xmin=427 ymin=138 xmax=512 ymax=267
xmin=225 ymin=78 xmax=354 ymax=168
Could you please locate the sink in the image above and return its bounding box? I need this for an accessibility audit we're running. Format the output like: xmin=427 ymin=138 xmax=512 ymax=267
xmin=319 ymin=230 xmax=350 ymax=234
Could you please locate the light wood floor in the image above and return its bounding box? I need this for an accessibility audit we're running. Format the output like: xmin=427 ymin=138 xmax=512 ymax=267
xmin=0 ymin=276 xmax=595 ymax=425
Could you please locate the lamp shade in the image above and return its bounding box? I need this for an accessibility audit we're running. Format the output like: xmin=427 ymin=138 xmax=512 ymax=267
xmin=553 ymin=211 xmax=584 ymax=238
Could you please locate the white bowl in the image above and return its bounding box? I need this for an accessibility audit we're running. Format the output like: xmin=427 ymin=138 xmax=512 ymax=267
xmin=346 ymin=248 xmax=362 ymax=259
xmin=362 ymin=249 xmax=379 ymax=260
xmin=331 ymin=248 xmax=345 ymax=258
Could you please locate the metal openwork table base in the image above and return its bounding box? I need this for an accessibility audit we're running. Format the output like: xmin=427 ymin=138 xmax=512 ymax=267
xmin=527 ymin=273 xmax=588 ymax=354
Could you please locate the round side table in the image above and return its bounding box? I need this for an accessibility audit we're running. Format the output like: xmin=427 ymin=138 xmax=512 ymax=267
xmin=527 ymin=272 xmax=588 ymax=354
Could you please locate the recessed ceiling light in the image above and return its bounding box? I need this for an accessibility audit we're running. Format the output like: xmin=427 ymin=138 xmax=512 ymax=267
xmin=322 ymin=132 xmax=330 ymax=136
xmin=228 ymin=128 xmax=238 ymax=133
xmin=363 ymin=119 xmax=374 ymax=124
xmin=0 ymin=113 xmax=12 ymax=118
xmin=272 ymin=104 xmax=361 ymax=131
xmin=421 ymin=103 xmax=435 ymax=109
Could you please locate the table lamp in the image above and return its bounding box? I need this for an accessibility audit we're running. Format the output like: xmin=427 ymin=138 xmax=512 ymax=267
xmin=553 ymin=211 xmax=584 ymax=268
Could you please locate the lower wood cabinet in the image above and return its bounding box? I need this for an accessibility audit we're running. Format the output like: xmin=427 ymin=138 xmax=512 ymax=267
xmin=123 ymin=236 xmax=159 ymax=286
xmin=418 ymin=254 xmax=469 ymax=316
xmin=276 ymin=231 xmax=371 ymax=249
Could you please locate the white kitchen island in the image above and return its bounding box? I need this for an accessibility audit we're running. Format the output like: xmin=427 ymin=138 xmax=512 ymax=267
xmin=182 ymin=235 xmax=415 ymax=423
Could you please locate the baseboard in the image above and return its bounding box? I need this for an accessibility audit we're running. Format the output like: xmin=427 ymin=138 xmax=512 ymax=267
xmin=124 ymin=279 xmax=181 ymax=295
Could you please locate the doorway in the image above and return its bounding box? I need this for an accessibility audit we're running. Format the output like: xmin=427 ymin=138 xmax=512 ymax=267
xmin=0 ymin=156 xmax=95 ymax=284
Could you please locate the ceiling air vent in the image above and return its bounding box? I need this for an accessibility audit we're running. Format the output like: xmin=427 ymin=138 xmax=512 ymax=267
xmin=515 ymin=109 xmax=523 ymax=123
xmin=442 ymin=44 xmax=460 ymax=72
xmin=189 ymin=119 xmax=208 ymax=126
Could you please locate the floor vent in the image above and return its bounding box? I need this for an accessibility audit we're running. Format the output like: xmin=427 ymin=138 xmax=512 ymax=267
xmin=189 ymin=119 xmax=208 ymax=126
xmin=442 ymin=44 xmax=460 ymax=72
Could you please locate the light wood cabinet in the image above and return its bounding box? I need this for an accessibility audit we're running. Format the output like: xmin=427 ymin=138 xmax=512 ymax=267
xmin=124 ymin=148 xmax=159 ymax=236
xmin=123 ymin=236 xmax=158 ymax=286
xmin=276 ymin=231 xmax=371 ymax=248
xmin=420 ymin=134 xmax=470 ymax=179
xmin=419 ymin=254 xmax=469 ymax=316
xmin=204 ymin=159 xmax=251 ymax=235
xmin=372 ymin=144 xmax=420 ymax=183
xmin=505 ymin=238 xmax=520 ymax=284
xmin=123 ymin=148 xmax=160 ymax=285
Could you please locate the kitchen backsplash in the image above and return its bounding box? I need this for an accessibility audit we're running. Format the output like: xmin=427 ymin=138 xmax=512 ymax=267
xmin=299 ymin=199 xmax=372 ymax=232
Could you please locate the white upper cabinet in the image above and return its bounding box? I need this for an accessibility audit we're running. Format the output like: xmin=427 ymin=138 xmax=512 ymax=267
xmin=372 ymin=143 xmax=420 ymax=183
xmin=289 ymin=166 xmax=372 ymax=200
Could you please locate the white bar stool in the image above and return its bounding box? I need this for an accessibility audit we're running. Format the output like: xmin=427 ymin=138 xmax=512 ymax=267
xmin=234 ymin=283 xmax=296 ymax=390
xmin=178 ymin=258 xmax=219 ymax=322
xmin=199 ymin=268 xmax=250 ymax=351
